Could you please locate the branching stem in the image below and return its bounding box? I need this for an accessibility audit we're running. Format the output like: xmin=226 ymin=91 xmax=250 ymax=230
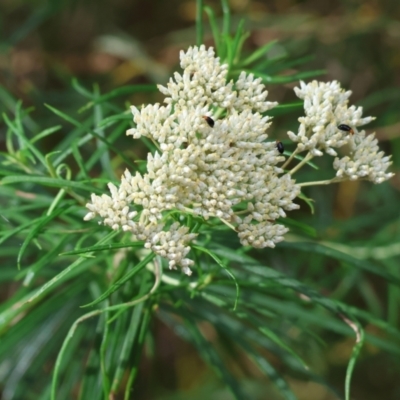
xmin=298 ymin=177 xmax=348 ymax=187
xmin=289 ymin=152 xmax=314 ymax=175
xmin=281 ymin=147 xmax=300 ymax=170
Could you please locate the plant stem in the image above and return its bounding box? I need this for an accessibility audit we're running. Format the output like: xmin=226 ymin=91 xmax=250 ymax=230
xmin=281 ymin=147 xmax=299 ymax=170
xmin=298 ymin=177 xmax=348 ymax=187
xmin=289 ymin=152 xmax=313 ymax=175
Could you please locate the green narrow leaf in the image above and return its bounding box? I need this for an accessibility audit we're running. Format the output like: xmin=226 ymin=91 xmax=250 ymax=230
xmin=0 ymin=86 xmax=19 ymax=113
xmin=0 ymin=218 xmax=39 ymax=246
xmin=17 ymin=206 xmax=68 ymax=268
xmin=197 ymin=296 xmax=307 ymax=390
xmin=92 ymin=85 xmax=114 ymax=179
xmin=388 ymin=259 xmax=400 ymax=326
xmin=27 ymin=231 xmax=118 ymax=304
xmin=228 ymin=327 xmax=297 ymax=400
xmin=196 ymin=0 xmax=204 ymax=47
xmin=110 ymin=302 xmax=145 ymax=394
xmin=193 ymin=244 xmax=239 ymax=310
xmin=16 ymin=236 xmax=70 ymax=281
xmin=231 ymin=19 xmax=246 ymax=65
xmin=124 ymin=304 xmax=152 ymax=400
xmin=71 ymin=141 xmax=89 ymax=180
xmin=221 ymin=0 xmax=230 ymax=38
xmin=79 ymin=85 xmax=158 ymax=112
xmin=224 ymin=35 xmax=234 ymax=67
xmin=30 ymin=125 xmax=62 ymax=144
xmin=259 ymin=326 xmax=307 ymax=371
xmin=81 ymin=252 xmax=155 ymax=308
xmin=1 ymin=175 xmax=103 ymax=194
xmin=99 ymin=300 xmax=111 ymax=398
xmin=266 ymin=54 xmax=315 ymax=74
xmin=344 ymin=318 xmax=365 ymax=400
xmin=265 ymin=101 xmax=303 ymax=117
xmin=281 ymin=217 xmax=316 ymax=237
xmin=251 ymin=54 xmax=290 ymax=72
xmin=297 ymin=191 xmax=315 ymax=214
xmin=45 ymin=103 xmax=83 ymax=128
xmin=78 ymin=309 xmax=105 ymax=400
xmin=60 ymin=241 xmax=145 ymax=257
xmin=239 ymin=40 xmax=278 ymax=67
xmin=85 ymin=124 xmax=137 ymax=172
xmin=289 ymin=152 xmax=319 ymax=170
xmin=204 ymin=6 xmax=220 ymax=53
xmin=243 ymin=69 xmax=326 ymax=84
xmin=71 ymin=78 xmax=95 ymax=99
xmin=3 ymin=110 xmax=47 ymax=168
xmin=96 ymin=112 xmax=131 ymax=128
xmin=281 ymin=241 xmax=400 ymax=285
xmin=51 ymin=310 xmax=103 ymax=400
xmin=184 ymin=316 xmax=247 ymax=400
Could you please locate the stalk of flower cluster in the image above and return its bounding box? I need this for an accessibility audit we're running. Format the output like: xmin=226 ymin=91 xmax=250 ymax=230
xmin=289 ymin=152 xmax=314 ymax=175
xmin=281 ymin=147 xmax=299 ymax=170
xmin=298 ymin=177 xmax=348 ymax=187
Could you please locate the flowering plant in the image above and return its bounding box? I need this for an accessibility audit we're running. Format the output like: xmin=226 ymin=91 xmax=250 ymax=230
xmin=84 ymin=46 xmax=393 ymax=276
xmin=1 ymin=2 xmax=398 ymax=399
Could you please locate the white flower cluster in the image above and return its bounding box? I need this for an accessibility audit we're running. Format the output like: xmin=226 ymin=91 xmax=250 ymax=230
xmin=157 ymin=45 xmax=277 ymax=113
xmin=288 ymin=80 xmax=374 ymax=156
xmin=84 ymin=45 xmax=300 ymax=274
xmin=288 ymin=80 xmax=393 ymax=184
xmin=84 ymin=182 xmax=197 ymax=275
xmin=333 ymin=131 xmax=395 ymax=183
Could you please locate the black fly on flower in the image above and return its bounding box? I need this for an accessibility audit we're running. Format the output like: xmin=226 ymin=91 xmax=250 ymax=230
xmin=276 ymin=140 xmax=284 ymax=154
xmin=337 ymin=124 xmax=354 ymax=135
xmin=202 ymin=115 xmax=215 ymax=128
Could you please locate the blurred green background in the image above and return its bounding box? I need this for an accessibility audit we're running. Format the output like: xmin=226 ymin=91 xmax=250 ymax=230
xmin=1 ymin=1 xmax=400 ymax=399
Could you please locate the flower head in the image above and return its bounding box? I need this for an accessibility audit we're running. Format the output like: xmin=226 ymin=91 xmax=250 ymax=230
xmin=288 ymin=80 xmax=374 ymax=156
xmin=85 ymin=45 xmax=299 ymax=274
xmin=157 ymin=45 xmax=277 ymax=112
xmin=333 ymin=131 xmax=394 ymax=183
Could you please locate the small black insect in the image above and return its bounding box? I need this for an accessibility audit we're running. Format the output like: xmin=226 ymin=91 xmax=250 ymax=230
xmin=202 ymin=115 xmax=215 ymax=128
xmin=276 ymin=140 xmax=284 ymax=154
xmin=337 ymin=124 xmax=354 ymax=135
